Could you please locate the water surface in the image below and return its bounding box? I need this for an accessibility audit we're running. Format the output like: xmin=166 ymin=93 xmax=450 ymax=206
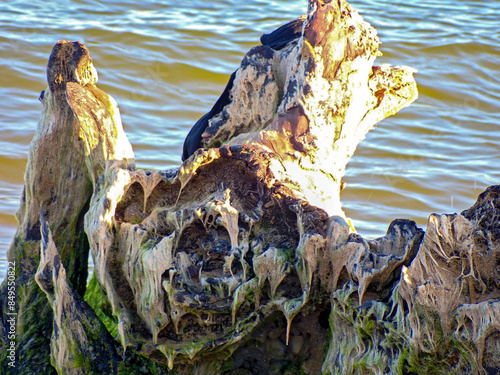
xmin=0 ymin=0 xmax=499 ymax=279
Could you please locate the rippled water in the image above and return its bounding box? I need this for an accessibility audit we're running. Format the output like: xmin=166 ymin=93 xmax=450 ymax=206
xmin=0 ymin=0 xmax=499 ymax=279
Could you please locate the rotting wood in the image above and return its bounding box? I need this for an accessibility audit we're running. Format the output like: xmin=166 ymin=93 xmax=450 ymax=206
xmin=1 ymin=0 xmax=499 ymax=374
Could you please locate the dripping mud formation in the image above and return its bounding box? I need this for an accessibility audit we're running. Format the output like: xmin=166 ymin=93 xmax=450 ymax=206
xmin=1 ymin=0 xmax=499 ymax=374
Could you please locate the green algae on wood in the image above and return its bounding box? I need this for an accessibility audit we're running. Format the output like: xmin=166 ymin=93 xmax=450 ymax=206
xmin=2 ymin=0 xmax=500 ymax=374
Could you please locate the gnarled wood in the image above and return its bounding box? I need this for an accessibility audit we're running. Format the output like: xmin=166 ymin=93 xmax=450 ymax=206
xmin=1 ymin=1 xmax=499 ymax=374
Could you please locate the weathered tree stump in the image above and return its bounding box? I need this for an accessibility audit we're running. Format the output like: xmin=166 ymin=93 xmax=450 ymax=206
xmin=1 ymin=0 xmax=499 ymax=374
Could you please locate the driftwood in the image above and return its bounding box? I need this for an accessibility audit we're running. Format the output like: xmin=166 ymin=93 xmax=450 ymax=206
xmin=1 ymin=0 xmax=499 ymax=374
